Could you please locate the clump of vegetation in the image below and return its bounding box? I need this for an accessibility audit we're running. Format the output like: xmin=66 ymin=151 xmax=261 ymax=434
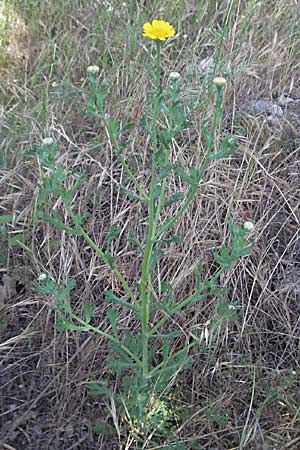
xmin=1 ymin=1 xmax=300 ymax=449
xmin=31 ymin=18 xmax=254 ymax=447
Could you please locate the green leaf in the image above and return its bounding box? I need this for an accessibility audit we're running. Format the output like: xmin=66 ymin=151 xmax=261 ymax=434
xmin=104 ymin=289 xmax=140 ymax=312
xmin=42 ymin=211 xmax=82 ymax=235
xmin=49 ymin=239 xmax=60 ymax=251
xmin=217 ymin=300 xmax=238 ymax=321
xmin=106 ymin=355 xmax=137 ymax=373
xmin=127 ymin=229 xmax=143 ymax=251
xmin=159 ymin=129 xmax=174 ymax=147
xmin=9 ymin=233 xmax=27 ymax=247
xmin=120 ymin=118 xmax=134 ymax=134
xmin=162 ymin=339 xmax=170 ymax=362
xmin=34 ymin=276 xmax=57 ymax=294
xmin=94 ymin=422 xmax=116 ymax=435
xmin=0 ymin=214 xmax=13 ymax=224
xmin=149 ymin=246 xmax=165 ymax=271
xmin=220 ymin=243 xmax=229 ymax=257
xmin=189 ymin=167 xmax=199 ymax=181
xmin=117 ymin=184 xmax=146 ymax=202
xmin=202 ymin=125 xmax=213 ymax=149
xmin=220 ymin=133 xmax=237 ymax=152
xmin=107 ymin=117 xmax=119 ymax=137
xmin=172 ymin=163 xmax=191 ymax=183
xmin=155 ymin=147 xmax=168 ymax=168
xmin=88 ymin=381 xmax=111 ymax=399
xmin=213 ymin=221 xmax=254 ymax=269
xmin=146 ymin=66 xmax=156 ymax=82
xmin=159 ymin=281 xmax=175 ymax=312
xmin=56 ymin=316 xmax=89 ymax=332
xmin=196 ymin=262 xmax=203 ymax=290
xmin=107 ymin=224 xmax=120 ymax=246
xmin=107 ymin=308 xmax=119 ymax=338
xmin=61 ymin=172 xmax=87 ymax=205
xmin=162 ymin=192 xmax=184 ymax=207
xmin=32 ymin=142 xmax=59 ymax=169
xmin=56 ymin=280 xmax=75 ymax=313
xmin=209 ymin=133 xmax=238 ymax=160
xmin=153 ymin=182 xmax=162 ymax=200
xmin=104 ymin=253 xmax=115 ymax=268
xmin=96 ymin=81 xmax=107 ymax=113
xmin=150 ymin=331 xmax=179 ymax=339
xmin=172 ymin=163 xmax=199 ymax=186
xmin=104 ymin=289 xmax=121 ymax=305
xmin=159 ymin=163 xmax=172 ymax=179
xmin=151 ymin=235 xmax=181 ymax=244
xmin=83 ymin=304 xmax=94 ymax=323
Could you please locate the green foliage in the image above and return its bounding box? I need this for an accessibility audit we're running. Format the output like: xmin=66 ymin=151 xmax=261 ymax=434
xmin=213 ymin=221 xmax=254 ymax=270
xmin=0 ymin=214 xmax=14 ymax=223
xmin=0 ymin=225 xmax=8 ymax=267
xmin=30 ymin=141 xmax=59 ymax=170
xmin=88 ymin=380 xmax=111 ymax=399
xmin=105 ymin=289 xmax=140 ymax=312
xmin=90 ymin=370 xmax=183 ymax=441
xmin=204 ymin=406 xmax=229 ymax=426
xmin=9 ymin=233 xmax=27 ymax=247
xmin=209 ymin=132 xmax=238 ymax=160
xmin=94 ymin=421 xmax=116 ymax=436
xmin=217 ymin=299 xmax=238 ymax=322
xmin=34 ymin=275 xmax=75 ymax=314
xmin=31 ymin=28 xmax=255 ymax=444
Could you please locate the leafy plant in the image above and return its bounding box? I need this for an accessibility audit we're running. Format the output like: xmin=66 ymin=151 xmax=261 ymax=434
xmin=33 ymin=19 xmax=254 ymax=446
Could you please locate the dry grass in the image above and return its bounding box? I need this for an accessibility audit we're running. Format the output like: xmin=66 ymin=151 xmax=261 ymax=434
xmin=1 ymin=0 xmax=300 ymax=449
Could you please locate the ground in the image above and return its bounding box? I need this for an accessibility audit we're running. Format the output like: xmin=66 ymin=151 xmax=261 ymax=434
xmin=0 ymin=1 xmax=300 ymax=449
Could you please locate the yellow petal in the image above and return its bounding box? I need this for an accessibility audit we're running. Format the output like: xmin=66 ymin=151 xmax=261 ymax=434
xmin=142 ymin=19 xmax=176 ymax=40
xmin=152 ymin=20 xmax=162 ymax=27
xmin=143 ymin=22 xmax=152 ymax=33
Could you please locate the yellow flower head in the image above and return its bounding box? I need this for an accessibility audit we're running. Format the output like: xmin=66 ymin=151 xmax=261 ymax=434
xmin=143 ymin=20 xmax=176 ymax=41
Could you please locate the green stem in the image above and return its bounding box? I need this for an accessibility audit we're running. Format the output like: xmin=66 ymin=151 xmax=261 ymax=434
xmin=148 ymin=341 xmax=197 ymax=379
xmin=65 ymin=205 xmax=138 ymax=307
xmin=140 ymin=41 xmax=161 ymax=378
xmin=149 ymin=268 xmax=224 ymax=336
xmin=70 ymin=312 xmax=142 ymax=367
xmin=211 ymin=0 xmax=235 ymax=87
xmin=81 ymin=228 xmax=138 ymax=305
xmin=149 ymin=293 xmax=208 ymax=337
xmin=152 ymin=78 xmax=177 ymax=233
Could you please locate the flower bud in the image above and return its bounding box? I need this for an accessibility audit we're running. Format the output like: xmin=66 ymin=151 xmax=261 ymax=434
xmin=213 ymin=76 xmax=227 ymax=88
xmin=87 ymin=65 xmax=100 ymax=75
xmin=38 ymin=273 xmax=47 ymax=281
xmin=42 ymin=137 xmax=54 ymax=145
xmin=169 ymin=71 xmax=181 ymax=80
xmin=244 ymin=221 xmax=255 ymax=232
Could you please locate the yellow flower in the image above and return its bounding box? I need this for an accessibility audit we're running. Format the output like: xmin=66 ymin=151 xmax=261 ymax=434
xmin=143 ymin=20 xmax=176 ymax=41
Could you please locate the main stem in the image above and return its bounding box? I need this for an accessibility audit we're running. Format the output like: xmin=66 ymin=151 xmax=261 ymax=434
xmin=140 ymin=41 xmax=161 ymax=378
